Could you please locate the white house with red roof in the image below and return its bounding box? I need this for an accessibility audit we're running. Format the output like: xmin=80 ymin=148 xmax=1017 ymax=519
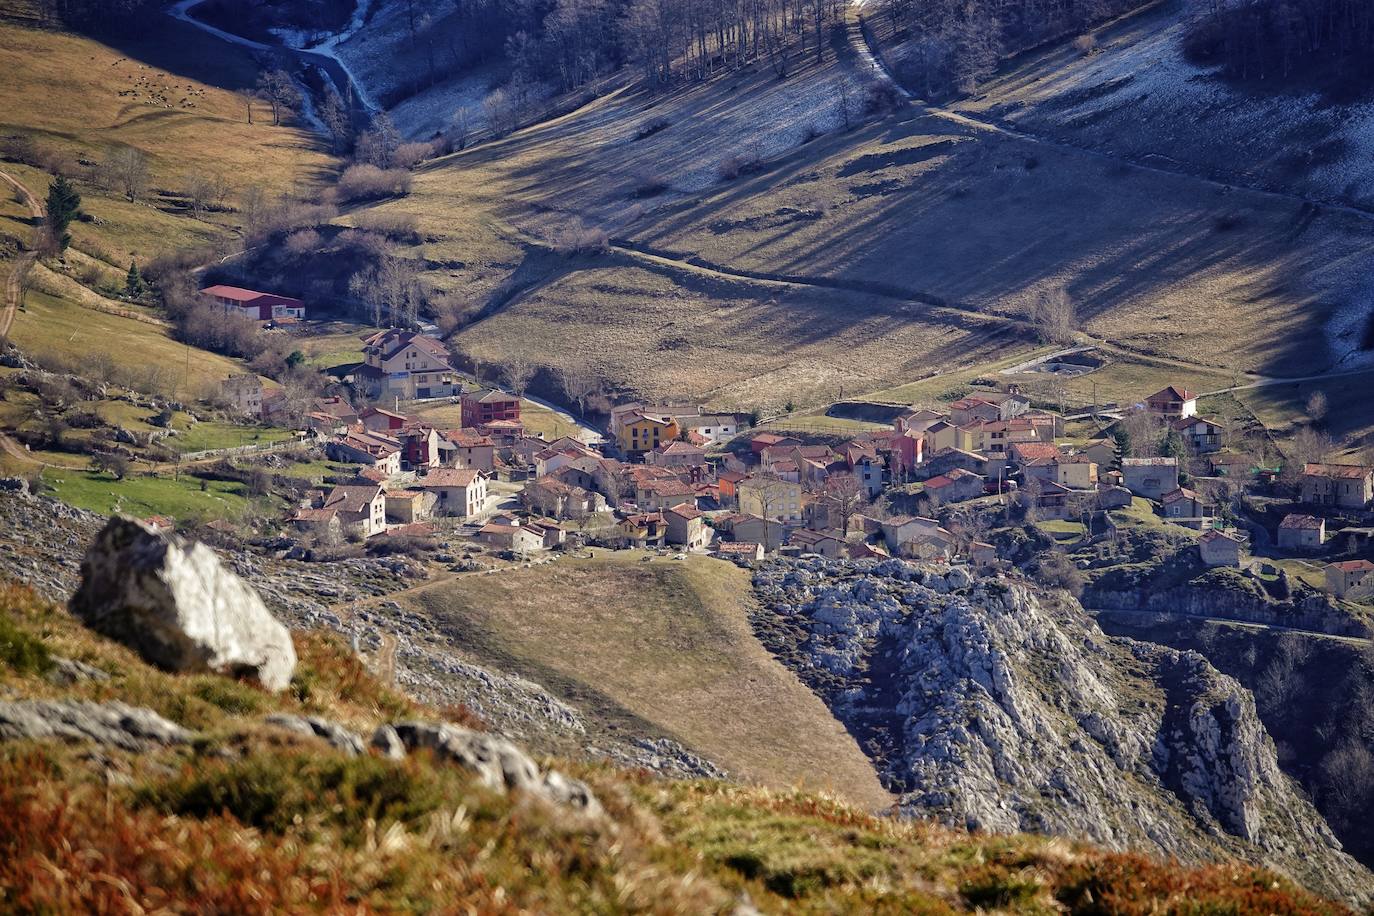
xmin=200 ymin=285 xmax=305 ymax=321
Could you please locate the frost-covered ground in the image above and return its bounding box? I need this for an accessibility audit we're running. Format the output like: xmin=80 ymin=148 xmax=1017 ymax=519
xmin=959 ymin=7 xmax=1374 ymax=210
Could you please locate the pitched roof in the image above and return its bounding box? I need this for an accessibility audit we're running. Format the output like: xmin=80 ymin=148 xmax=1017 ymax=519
xmin=1121 ymin=457 xmax=1178 ymax=467
xmin=1303 ymin=463 xmax=1372 ymax=479
xmin=715 ymin=541 xmax=762 ymax=555
xmin=1010 ymin=442 xmax=1062 ymax=464
xmin=360 ymin=329 xmax=450 ymax=362
xmin=445 ymin=428 xmax=494 ymax=447
xmin=638 ymin=478 xmax=696 ymax=498
xmin=1329 ymin=559 xmax=1374 ymax=572
xmin=1161 ymin=487 xmax=1197 ymax=504
xmin=421 ymin=468 xmax=483 ymax=488
xmin=657 ymin=440 xmax=705 ymax=456
xmin=201 ymin=285 xmax=302 ymax=307
xmin=1200 ymin=529 xmax=1241 ymax=544
xmin=665 ymin=502 xmax=702 ymax=520
xmin=1279 ymin=513 xmax=1325 ymax=530
xmin=1148 ymin=385 xmax=1196 ymax=402
xmin=323 ymin=485 xmax=383 ymax=514
xmin=464 ymin=387 xmax=520 ymax=404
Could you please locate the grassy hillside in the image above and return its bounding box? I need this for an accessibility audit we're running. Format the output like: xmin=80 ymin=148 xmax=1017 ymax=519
xmin=0 ymin=579 xmax=1349 ymax=913
xmin=353 ymin=29 xmax=1374 ymax=433
xmin=401 ymin=551 xmax=895 ymax=811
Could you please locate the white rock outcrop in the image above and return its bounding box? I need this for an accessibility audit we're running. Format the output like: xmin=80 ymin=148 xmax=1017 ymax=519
xmin=751 ymin=557 xmax=1372 ymax=905
xmin=70 ymin=517 xmax=297 ymax=692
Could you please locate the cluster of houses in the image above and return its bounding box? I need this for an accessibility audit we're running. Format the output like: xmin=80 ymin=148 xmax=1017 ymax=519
xmin=209 ymin=308 xmax=1374 ymax=600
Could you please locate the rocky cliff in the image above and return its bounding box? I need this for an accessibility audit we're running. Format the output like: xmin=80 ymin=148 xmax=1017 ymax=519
xmin=750 ymin=558 xmax=1373 ymax=904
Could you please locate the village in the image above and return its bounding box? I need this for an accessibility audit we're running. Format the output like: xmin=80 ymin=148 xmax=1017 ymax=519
xmin=191 ymin=283 xmax=1374 ymax=608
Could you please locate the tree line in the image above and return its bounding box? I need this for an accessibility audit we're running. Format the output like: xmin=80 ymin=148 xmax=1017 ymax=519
xmin=1182 ymin=0 xmax=1374 ymax=83
xmin=400 ymin=0 xmax=844 ymax=100
xmin=870 ymin=0 xmax=1143 ymax=98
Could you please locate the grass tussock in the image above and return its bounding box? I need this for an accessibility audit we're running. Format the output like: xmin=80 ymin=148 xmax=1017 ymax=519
xmin=0 ymin=581 xmax=1354 ymax=914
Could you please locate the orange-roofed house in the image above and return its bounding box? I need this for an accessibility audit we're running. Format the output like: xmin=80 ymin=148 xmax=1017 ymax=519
xmin=1301 ymin=463 xmax=1374 ymax=509
xmin=1326 ymin=559 xmax=1374 ymax=598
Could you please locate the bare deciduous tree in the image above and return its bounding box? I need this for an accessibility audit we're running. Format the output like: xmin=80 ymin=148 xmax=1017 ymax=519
xmin=502 ymin=355 xmax=535 ymax=396
xmin=102 ymin=148 xmax=149 ymax=202
xmin=255 ymin=70 xmax=301 ymax=127
xmin=1027 ymin=285 xmax=1077 ymax=344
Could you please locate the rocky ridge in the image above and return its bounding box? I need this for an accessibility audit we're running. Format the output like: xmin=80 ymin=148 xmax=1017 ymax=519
xmin=750 ymin=557 xmax=1373 ymax=904
xmin=0 ymin=490 xmax=722 ymax=778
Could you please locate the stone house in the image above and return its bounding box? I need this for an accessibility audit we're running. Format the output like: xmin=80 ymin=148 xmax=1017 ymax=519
xmin=1277 ymin=513 xmax=1326 ymax=551
xmin=223 ymin=374 xmax=264 ymax=418
xmin=476 ymin=515 xmax=548 ymax=553
xmin=320 ymin=484 xmax=386 ymax=539
xmin=737 ymin=476 xmax=803 ymax=522
xmin=1056 ymin=455 xmax=1099 ymax=490
xmin=1161 ymin=487 xmax=1211 ymax=529
xmin=664 ymin=503 xmax=710 ymax=550
xmin=443 ymin=428 xmax=496 ymax=472
xmin=384 ymin=489 xmax=436 ymax=525
xmin=523 ymin=477 xmax=606 ymax=519
xmin=788 ymin=527 xmax=846 ymax=558
xmin=1198 ymin=529 xmax=1243 ymax=567
xmin=1326 ymin=559 xmax=1374 ymax=598
xmin=326 ymin=431 xmax=401 ymax=477
xmin=923 ymin=469 xmax=985 ymax=507
xmin=714 ymin=541 xmax=764 ymax=563
xmin=1121 ymin=458 xmax=1179 ymax=501
xmin=717 ymin=512 xmax=786 ymax=553
xmin=1301 ymin=463 xmax=1374 ymax=510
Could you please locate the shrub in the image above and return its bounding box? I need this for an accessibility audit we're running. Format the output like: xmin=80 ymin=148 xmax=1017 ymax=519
xmin=630 ymin=174 xmax=670 ymax=198
xmin=633 ymin=117 xmax=671 ymax=140
xmin=717 ymin=151 xmax=762 ymax=182
xmin=335 ymin=165 xmax=412 ymax=203
xmin=0 ymin=613 xmax=52 ymax=676
xmin=392 ymin=141 xmax=437 ymax=170
xmin=354 ymin=212 xmax=421 ymax=243
xmin=551 ymin=221 xmax=609 ymax=257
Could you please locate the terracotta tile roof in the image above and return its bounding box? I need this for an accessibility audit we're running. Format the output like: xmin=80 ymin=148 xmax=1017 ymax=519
xmin=665 ymin=502 xmax=702 ymax=520
xmin=1148 ymin=385 xmax=1196 ymax=402
xmin=323 ymin=485 xmax=382 ymax=514
xmin=1161 ymin=487 xmax=1197 ymax=503
xmin=1303 ymin=463 xmax=1372 ymax=479
xmin=421 ymin=469 xmax=483 ymax=488
xmin=445 ymin=428 xmax=494 ymax=447
xmin=1010 ymin=442 xmax=1062 ymax=464
xmin=465 ymin=387 xmax=519 ymax=404
xmin=715 ymin=541 xmax=761 ymax=555
xmin=1329 ymin=559 xmax=1374 ymax=572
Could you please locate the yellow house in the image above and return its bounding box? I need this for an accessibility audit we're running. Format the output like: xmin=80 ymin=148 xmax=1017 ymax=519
xmin=1056 ymin=455 xmax=1098 ymax=490
xmin=924 ymin=421 xmax=962 ymax=455
xmin=737 ymin=475 xmax=803 ymax=522
xmin=618 ymin=412 xmax=681 ymax=454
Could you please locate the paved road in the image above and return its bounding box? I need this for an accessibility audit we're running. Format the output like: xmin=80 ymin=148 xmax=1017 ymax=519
xmin=0 ymin=169 xmax=43 ymax=345
xmin=1091 ymin=607 xmax=1371 ymax=647
xmin=167 ymin=0 xmax=373 ymax=121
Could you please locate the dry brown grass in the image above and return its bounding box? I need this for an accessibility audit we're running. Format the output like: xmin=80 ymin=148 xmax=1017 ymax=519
xmin=401 ymin=551 xmax=895 ymax=811
xmin=0 ymin=579 xmax=1354 ymax=914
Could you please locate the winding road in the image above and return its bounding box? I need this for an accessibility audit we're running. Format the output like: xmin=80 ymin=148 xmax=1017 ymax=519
xmin=167 ymin=0 xmax=374 ymax=122
xmin=0 ymin=169 xmax=43 ymax=345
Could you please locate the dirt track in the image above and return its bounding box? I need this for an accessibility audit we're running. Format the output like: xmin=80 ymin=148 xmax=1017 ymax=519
xmin=0 ymin=169 xmax=43 ymax=344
